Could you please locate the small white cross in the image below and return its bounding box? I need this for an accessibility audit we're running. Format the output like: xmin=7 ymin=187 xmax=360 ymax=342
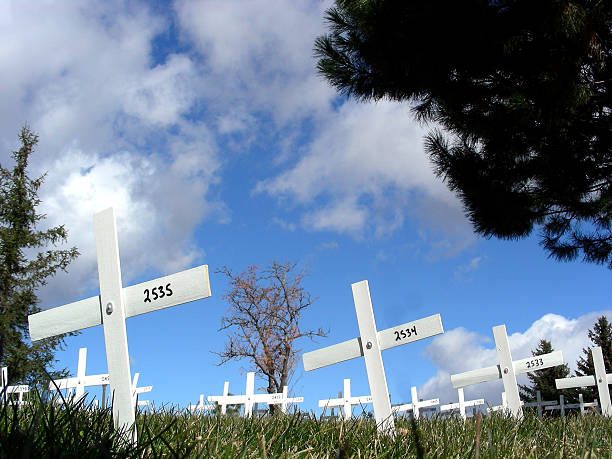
xmin=28 ymin=208 xmax=212 ymax=439
xmin=391 ymin=386 xmax=439 ymax=419
xmin=451 ymin=324 xmax=565 ymax=418
xmin=439 ymin=388 xmax=485 ymax=420
xmin=49 ymin=348 xmax=109 ymax=403
xmin=318 ymin=378 xmax=372 ymax=420
xmin=555 ymin=346 xmax=612 ymax=417
xmin=544 ymin=394 xmax=567 ymax=417
xmin=564 ymin=393 xmax=599 ymax=415
xmin=189 ymin=394 xmax=213 ymax=414
xmin=0 ymin=367 xmax=29 ymax=406
xmin=303 ymin=280 xmax=444 ymax=435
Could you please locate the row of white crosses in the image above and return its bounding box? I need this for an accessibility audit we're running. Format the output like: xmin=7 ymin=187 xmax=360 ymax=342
xmin=28 ymin=208 xmax=212 ymax=441
xmin=206 ymin=372 xmax=304 ymax=416
xmin=0 ymin=367 xmax=29 ymax=406
xmin=303 ymin=280 xmax=445 ymax=436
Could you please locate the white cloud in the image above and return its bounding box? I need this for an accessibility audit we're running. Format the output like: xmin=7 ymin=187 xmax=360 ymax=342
xmin=257 ymin=100 xmax=472 ymax=250
xmin=454 ymin=256 xmax=484 ymax=281
xmin=419 ymin=311 xmax=612 ymax=406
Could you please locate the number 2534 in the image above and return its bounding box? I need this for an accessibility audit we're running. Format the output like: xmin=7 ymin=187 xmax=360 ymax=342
xmin=144 ymin=283 xmax=173 ymax=303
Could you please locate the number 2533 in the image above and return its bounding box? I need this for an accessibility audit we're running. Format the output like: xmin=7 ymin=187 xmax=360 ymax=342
xmin=144 ymin=283 xmax=173 ymax=303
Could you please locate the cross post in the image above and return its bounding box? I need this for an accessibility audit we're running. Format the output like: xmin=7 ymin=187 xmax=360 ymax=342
xmin=391 ymin=386 xmax=439 ymax=419
xmin=318 ymin=378 xmax=372 ymax=420
xmin=439 ymin=388 xmax=485 ymax=420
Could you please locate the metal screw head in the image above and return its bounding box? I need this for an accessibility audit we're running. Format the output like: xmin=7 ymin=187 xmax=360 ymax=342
xmin=366 ymin=341 xmax=372 ymax=349
xmin=599 ymin=377 xmax=603 ymax=383
xmin=503 ymin=368 xmax=509 ymax=374
xmin=106 ymin=302 xmax=113 ymax=315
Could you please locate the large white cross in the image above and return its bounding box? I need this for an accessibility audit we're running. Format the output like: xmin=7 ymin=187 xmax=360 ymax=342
xmin=450 ymin=324 xmax=565 ymax=418
xmin=28 ymin=208 xmax=211 ymax=438
xmin=391 ymin=386 xmax=439 ymax=419
xmin=303 ymin=280 xmax=444 ymax=435
xmin=555 ymin=346 xmax=612 ymax=417
xmin=207 ymin=372 xmax=293 ymax=417
xmin=439 ymin=388 xmax=485 ymax=420
xmin=0 ymin=367 xmax=29 ymax=406
xmin=318 ymin=378 xmax=372 ymax=420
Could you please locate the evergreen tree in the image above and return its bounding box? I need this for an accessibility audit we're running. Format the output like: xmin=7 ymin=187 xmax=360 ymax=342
xmin=575 ymin=316 xmax=612 ymax=401
xmin=518 ymin=339 xmax=576 ymax=406
xmin=0 ymin=125 xmax=79 ymax=386
xmin=315 ymin=0 xmax=612 ymax=268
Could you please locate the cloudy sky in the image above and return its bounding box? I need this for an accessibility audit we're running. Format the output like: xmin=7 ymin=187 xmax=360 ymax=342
xmin=2 ymin=0 xmax=610 ymax=412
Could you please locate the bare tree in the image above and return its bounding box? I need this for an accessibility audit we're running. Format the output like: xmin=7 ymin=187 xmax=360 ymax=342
xmin=215 ymin=261 xmax=326 ymax=403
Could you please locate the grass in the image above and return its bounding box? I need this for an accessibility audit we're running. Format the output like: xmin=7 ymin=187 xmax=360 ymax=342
xmin=1 ymin=394 xmax=612 ymax=458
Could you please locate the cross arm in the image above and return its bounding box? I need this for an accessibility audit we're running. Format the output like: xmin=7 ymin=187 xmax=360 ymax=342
xmin=556 ymin=373 xmax=612 ymax=390
xmin=29 ymin=265 xmax=211 ymax=341
xmin=303 ymin=314 xmax=443 ymax=372
xmin=451 ymin=350 xmax=564 ymax=388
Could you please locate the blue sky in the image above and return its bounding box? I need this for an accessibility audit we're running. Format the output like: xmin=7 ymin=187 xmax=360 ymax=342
xmin=1 ymin=0 xmax=610 ymax=413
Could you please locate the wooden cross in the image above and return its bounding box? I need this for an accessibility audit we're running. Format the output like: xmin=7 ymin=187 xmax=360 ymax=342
xmin=439 ymin=388 xmax=485 ymax=420
xmin=544 ymin=394 xmax=567 ymax=417
xmin=391 ymin=386 xmax=439 ymax=419
xmin=303 ymin=280 xmax=444 ymax=435
xmin=49 ymin=348 xmax=109 ymax=402
xmin=28 ymin=208 xmax=211 ymax=438
xmin=522 ymin=391 xmax=557 ymax=418
xmin=265 ymin=386 xmax=304 ymax=414
xmin=318 ymin=378 xmax=372 ymax=420
xmin=0 ymin=367 xmax=29 ymax=406
xmin=450 ymin=324 xmax=565 ymax=418
xmin=555 ymin=346 xmax=612 ymax=417
xmin=207 ymin=381 xmax=231 ymax=414
xmin=131 ymin=373 xmax=152 ymax=408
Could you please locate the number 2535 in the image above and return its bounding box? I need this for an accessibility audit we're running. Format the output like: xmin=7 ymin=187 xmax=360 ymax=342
xmin=144 ymin=283 xmax=173 ymax=303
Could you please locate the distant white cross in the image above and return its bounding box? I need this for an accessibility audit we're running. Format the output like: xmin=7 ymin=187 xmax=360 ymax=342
xmin=303 ymin=280 xmax=444 ymax=435
xmin=522 ymin=391 xmax=558 ymax=418
xmin=189 ymin=394 xmax=213 ymax=414
xmin=0 ymin=367 xmax=29 ymax=406
xmin=207 ymin=372 xmax=293 ymax=417
xmin=49 ymin=348 xmax=109 ymax=402
xmin=450 ymin=324 xmax=565 ymax=418
xmin=555 ymin=346 xmax=612 ymax=417
xmin=318 ymin=378 xmax=372 ymax=420
xmin=391 ymin=386 xmax=439 ymax=419
xmin=439 ymin=388 xmax=485 ymax=420
xmin=565 ymin=393 xmax=599 ymax=415
xmin=544 ymin=394 xmax=567 ymax=417
xmin=28 ymin=208 xmax=212 ymax=439
xmin=265 ymin=385 xmax=304 ymax=414
xmin=131 ymin=373 xmax=152 ymax=408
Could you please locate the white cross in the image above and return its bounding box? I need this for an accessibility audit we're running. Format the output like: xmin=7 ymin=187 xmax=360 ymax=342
xmin=189 ymin=394 xmax=214 ymax=413
xmin=303 ymin=280 xmax=444 ymax=435
xmin=28 ymin=208 xmax=211 ymax=439
xmin=555 ymin=346 xmax=612 ymax=417
xmin=565 ymin=393 xmax=599 ymax=415
xmin=131 ymin=373 xmax=152 ymax=408
xmin=450 ymin=324 xmax=565 ymax=418
xmin=544 ymin=394 xmax=567 ymax=417
xmin=1 ymin=367 xmax=29 ymax=406
xmin=439 ymin=388 xmax=485 ymax=420
xmin=49 ymin=348 xmax=109 ymax=403
xmin=391 ymin=386 xmax=439 ymax=419
xmin=318 ymin=378 xmax=372 ymax=420
xmin=207 ymin=372 xmax=292 ymax=417
xmin=522 ymin=391 xmax=558 ymax=418
xmin=265 ymin=385 xmax=304 ymax=414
